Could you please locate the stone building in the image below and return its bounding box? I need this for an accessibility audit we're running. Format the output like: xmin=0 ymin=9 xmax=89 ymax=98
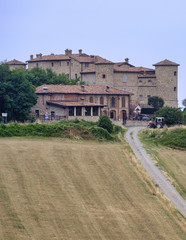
xmin=6 ymin=59 xmax=26 ymax=70
xmin=32 ymin=85 xmax=132 ymax=121
xmin=27 ymin=49 xmax=179 ymax=108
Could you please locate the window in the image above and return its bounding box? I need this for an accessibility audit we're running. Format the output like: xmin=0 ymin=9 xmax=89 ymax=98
xmin=89 ymin=97 xmax=93 ymax=103
xmin=36 ymin=63 xmax=39 ymax=67
xmin=147 ymin=95 xmax=151 ymax=98
xmin=122 ymin=97 xmax=125 ymax=107
xmin=123 ymin=74 xmax=127 ymax=83
xmin=174 ymin=71 xmax=177 ymax=76
xmin=93 ymin=107 xmax=98 ymax=116
xmin=85 ymin=63 xmax=89 ymax=68
xmin=111 ymin=97 xmax=115 ymax=107
xmin=139 ymin=95 xmax=143 ymax=99
xmin=75 ymin=74 xmax=77 ymax=79
xmin=35 ymin=110 xmax=39 ymax=117
xmin=69 ymin=107 xmax=74 ymax=116
xmin=51 ymin=62 xmax=54 ymax=67
xmin=148 ymin=79 xmax=152 ymax=83
xmin=85 ymin=107 xmax=91 ymax=116
xmin=139 ymin=80 xmax=142 ymax=83
xmin=100 ymin=96 xmax=104 ymax=105
xmin=92 ymin=75 xmax=96 ymax=84
xmin=102 ymin=74 xmax=106 ymax=79
xmin=123 ymin=88 xmax=127 ymax=92
xmin=174 ymin=87 xmax=176 ymax=91
xmin=84 ymin=75 xmax=87 ymax=85
xmin=67 ymin=74 xmax=70 ymax=79
xmin=76 ymin=107 xmax=82 ymax=116
xmin=67 ymin=62 xmax=69 ymax=66
xmin=51 ymin=111 xmax=55 ymax=119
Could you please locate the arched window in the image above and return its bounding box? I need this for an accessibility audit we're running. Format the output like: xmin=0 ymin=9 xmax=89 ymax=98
xmin=111 ymin=97 xmax=115 ymax=107
xmin=123 ymin=74 xmax=127 ymax=83
xmin=100 ymin=96 xmax=104 ymax=104
xmin=89 ymin=96 xmax=93 ymax=103
xmin=122 ymin=97 xmax=125 ymax=107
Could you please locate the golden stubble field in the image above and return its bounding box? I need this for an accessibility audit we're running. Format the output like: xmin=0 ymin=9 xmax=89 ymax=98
xmin=0 ymin=137 xmax=185 ymax=240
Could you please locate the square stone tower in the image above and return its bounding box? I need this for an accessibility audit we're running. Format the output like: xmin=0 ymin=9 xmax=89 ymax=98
xmin=153 ymin=59 xmax=179 ymax=107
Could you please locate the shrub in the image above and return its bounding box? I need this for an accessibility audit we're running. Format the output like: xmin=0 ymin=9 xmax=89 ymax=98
xmin=97 ymin=115 xmax=113 ymax=133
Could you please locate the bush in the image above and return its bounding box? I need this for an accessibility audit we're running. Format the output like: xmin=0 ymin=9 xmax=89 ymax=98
xmin=97 ymin=115 xmax=113 ymax=133
xmin=153 ymin=106 xmax=182 ymax=126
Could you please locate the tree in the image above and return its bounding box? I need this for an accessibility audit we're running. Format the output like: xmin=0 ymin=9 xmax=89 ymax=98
xmin=98 ymin=115 xmax=113 ymax=133
xmin=0 ymin=64 xmax=37 ymax=122
xmin=182 ymin=99 xmax=186 ymax=109
xmin=153 ymin=106 xmax=182 ymax=126
xmin=148 ymin=96 xmax=164 ymax=109
xmin=25 ymin=67 xmax=80 ymax=87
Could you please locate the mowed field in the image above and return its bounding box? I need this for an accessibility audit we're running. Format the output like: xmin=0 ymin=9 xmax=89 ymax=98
xmin=142 ymin=143 xmax=186 ymax=200
xmin=0 ymin=138 xmax=185 ymax=240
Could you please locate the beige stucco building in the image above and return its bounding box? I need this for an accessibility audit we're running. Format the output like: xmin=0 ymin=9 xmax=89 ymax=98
xmin=26 ymin=50 xmax=179 ymax=109
xmin=32 ymin=85 xmax=132 ymax=121
xmin=6 ymin=59 xmax=26 ymax=70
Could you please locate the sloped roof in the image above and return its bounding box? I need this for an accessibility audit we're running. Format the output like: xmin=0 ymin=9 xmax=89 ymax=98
xmin=47 ymin=100 xmax=104 ymax=107
xmin=114 ymin=64 xmax=154 ymax=73
xmin=6 ymin=59 xmax=26 ymax=65
xmin=36 ymin=85 xmax=133 ymax=95
xmin=27 ymin=54 xmax=70 ymax=62
xmin=81 ymin=67 xmax=96 ymax=74
xmin=27 ymin=52 xmax=113 ymax=64
xmin=153 ymin=59 xmax=179 ymax=66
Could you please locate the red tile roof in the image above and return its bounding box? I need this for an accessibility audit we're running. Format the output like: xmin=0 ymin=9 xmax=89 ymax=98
xmin=27 ymin=54 xmax=70 ymax=62
xmin=36 ymin=85 xmax=133 ymax=95
xmin=6 ymin=59 xmax=26 ymax=65
xmin=114 ymin=64 xmax=154 ymax=73
xmin=47 ymin=100 xmax=104 ymax=107
xmin=27 ymin=52 xmax=113 ymax=64
xmin=81 ymin=67 xmax=96 ymax=74
xmin=153 ymin=59 xmax=179 ymax=66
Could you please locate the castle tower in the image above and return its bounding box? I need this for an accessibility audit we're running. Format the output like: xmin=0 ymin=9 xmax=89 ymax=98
xmin=153 ymin=59 xmax=179 ymax=107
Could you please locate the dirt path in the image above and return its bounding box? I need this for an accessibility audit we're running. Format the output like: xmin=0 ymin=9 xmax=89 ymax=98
xmin=125 ymin=126 xmax=186 ymax=218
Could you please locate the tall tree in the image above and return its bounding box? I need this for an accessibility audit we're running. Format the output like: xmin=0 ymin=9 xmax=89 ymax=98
xmin=148 ymin=96 xmax=164 ymax=109
xmin=0 ymin=64 xmax=37 ymax=122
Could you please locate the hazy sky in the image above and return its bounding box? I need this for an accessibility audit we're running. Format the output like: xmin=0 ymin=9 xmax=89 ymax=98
xmin=0 ymin=0 xmax=185 ymax=108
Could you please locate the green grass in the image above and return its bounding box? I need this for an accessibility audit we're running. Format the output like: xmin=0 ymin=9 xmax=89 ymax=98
xmin=0 ymin=120 xmax=125 ymax=142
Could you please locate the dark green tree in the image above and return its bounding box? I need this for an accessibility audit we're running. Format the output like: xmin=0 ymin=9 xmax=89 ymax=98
xmin=98 ymin=115 xmax=113 ymax=133
xmin=26 ymin=67 xmax=80 ymax=87
xmin=148 ymin=96 xmax=164 ymax=109
xmin=153 ymin=106 xmax=182 ymax=126
xmin=0 ymin=64 xmax=37 ymax=122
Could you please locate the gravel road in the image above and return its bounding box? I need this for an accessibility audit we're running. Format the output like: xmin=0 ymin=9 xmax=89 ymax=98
xmin=125 ymin=126 xmax=186 ymax=218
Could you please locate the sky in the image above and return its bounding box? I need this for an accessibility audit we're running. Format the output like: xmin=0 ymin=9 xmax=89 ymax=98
xmin=0 ymin=0 xmax=185 ymax=108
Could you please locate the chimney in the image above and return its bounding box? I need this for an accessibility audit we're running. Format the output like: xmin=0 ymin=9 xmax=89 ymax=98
xmin=81 ymin=85 xmax=85 ymax=92
xmin=43 ymin=86 xmax=48 ymax=92
xmin=65 ymin=49 xmax=69 ymax=55
xmin=79 ymin=49 xmax=82 ymax=56
xmin=69 ymin=49 xmax=72 ymax=55
xmin=106 ymin=86 xmax=110 ymax=92
xmin=30 ymin=55 xmax=33 ymax=60
xmin=36 ymin=54 xmax=40 ymax=58
xmin=39 ymin=53 xmax=42 ymax=59
xmin=80 ymin=97 xmax=85 ymax=104
xmin=125 ymin=58 xmax=129 ymax=64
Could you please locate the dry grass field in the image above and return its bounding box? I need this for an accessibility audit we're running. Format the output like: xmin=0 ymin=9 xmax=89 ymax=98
xmin=141 ymin=143 xmax=186 ymax=200
xmin=0 ymin=137 xmax=185 ymax=240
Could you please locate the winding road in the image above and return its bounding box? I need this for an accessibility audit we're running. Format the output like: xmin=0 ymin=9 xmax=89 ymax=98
xmin=125 ymin=126 xmax=186 ymax=218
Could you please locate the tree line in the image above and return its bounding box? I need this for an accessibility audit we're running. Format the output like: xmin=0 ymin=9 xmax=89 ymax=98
xmin=0 ymin=64 xmax=80 ymax=122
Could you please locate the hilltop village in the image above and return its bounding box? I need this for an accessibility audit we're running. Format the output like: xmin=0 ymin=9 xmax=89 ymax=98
xmin=6 ymin=49 xmax=179 ymax=121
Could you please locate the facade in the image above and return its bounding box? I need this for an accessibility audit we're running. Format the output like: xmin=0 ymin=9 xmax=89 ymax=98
xmin=6 ymin=59 xmax=26 ymax=70
xmin=27 ymin=50 xmax=179 ymax=108
xmin=32 ymin=85 xmax=132 ymax=121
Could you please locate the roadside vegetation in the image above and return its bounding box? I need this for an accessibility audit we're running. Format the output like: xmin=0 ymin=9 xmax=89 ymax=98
xmin=139 ymin=127 xmax=186 ymax=199
xmin=0 ymin=117 xmax=124 ymax=142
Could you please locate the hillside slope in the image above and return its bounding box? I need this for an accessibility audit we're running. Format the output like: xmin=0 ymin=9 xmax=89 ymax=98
xmin=0 ymin=138 xmax=185 ymax=240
